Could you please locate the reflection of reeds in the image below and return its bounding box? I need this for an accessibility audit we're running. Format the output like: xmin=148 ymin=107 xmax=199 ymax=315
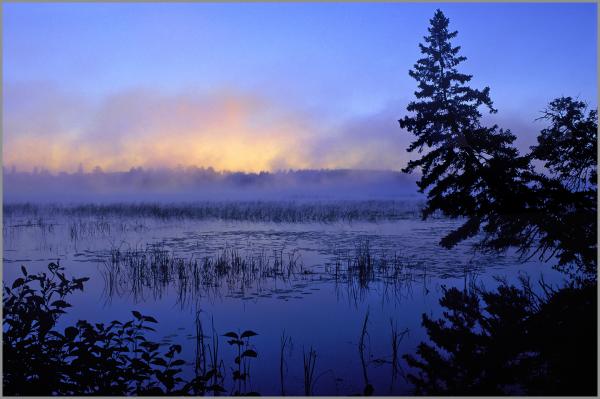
xmin=100 ymin=245 xmax=304 ymax=306
xmin=99 ymin=235 xmax=420 ymax=309
xmin=356 ymin=240 xmax=374 ymax=287
xmin=328 ymin=241 xmax=417 ymax=307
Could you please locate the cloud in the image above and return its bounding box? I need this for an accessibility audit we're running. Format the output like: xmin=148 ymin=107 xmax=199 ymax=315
xmin=308 ymin=100 xmax=415 ymax=170
xmin=3 ymin=82 xmax=418 ymax=173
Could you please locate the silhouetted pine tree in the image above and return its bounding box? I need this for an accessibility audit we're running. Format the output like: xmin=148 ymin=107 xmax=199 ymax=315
xmin=400 ymin=9 xmax=533 ymax=250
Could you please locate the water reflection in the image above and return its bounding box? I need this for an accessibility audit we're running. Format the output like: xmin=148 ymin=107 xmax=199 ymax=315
xmin=3 ymin=204 xmax=560 ymax=395
xmin=99 ymin=240 xmax=442 ymax=310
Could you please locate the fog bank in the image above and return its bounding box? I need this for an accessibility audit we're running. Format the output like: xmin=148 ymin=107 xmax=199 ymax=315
xmin=3 ymin=168 xmax=421 ymax=203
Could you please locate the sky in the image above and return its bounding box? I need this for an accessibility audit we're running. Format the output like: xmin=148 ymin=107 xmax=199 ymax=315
xmin=3 ymin=3 xmax=597 ymax=173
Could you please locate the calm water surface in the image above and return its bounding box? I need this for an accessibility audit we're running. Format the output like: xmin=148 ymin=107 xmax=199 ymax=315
xmin=3 ymin=203 xmax=563 ymax=395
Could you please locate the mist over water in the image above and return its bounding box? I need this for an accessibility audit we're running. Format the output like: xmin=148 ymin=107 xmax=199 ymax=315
xmin=3 ymin=168 xmax=420 ymax=203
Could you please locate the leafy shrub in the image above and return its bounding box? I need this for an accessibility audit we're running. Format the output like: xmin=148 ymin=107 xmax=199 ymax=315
xmin=2 ymin=262 xmax=243 ymax=396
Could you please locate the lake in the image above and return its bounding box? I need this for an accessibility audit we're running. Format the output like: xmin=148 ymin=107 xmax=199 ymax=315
xmin=2 ymin=200 xmax=563 ymax=395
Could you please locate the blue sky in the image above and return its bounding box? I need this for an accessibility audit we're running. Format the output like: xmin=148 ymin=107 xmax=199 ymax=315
xmin=3 ymin=3 xmax=597 ymax=172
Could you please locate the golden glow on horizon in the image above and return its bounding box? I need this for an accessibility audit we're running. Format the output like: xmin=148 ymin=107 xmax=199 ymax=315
xmin=4 ymin=90 xmax=312 ymax=173
xmin=3 ymin=87 xmax=408 ymax=173
xmin=4 ymin=124 xmax=315 ymax=174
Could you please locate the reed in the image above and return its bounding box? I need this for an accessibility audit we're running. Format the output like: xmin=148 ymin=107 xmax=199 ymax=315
xmin=280 ymin=330 xmax=291 ymax=396
xmin=358 ymin=309 xmax=370 ymax=390
xmin=4 ymin=200 xmax=421 ymax=223
xmin=100 ymin=244 xmax=304 ymax=306
xmin=302 ymin=346 xmax=318 ymax=396
xmin=390 ymin=318 xmax=409 ymax=384
xmin=194 ymin=311 xmax=207 ymax=395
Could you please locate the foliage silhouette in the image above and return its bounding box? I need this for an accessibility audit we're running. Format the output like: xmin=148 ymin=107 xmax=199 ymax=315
xmin=403 ymin=278 xmax=597 ymax=395
xmin=399 ymin=9 xmax=529 ymax=250
xmin=528 ymin=97 xmax=597 ymax=277
xmin=400 ymin=10 xmax=597 ymax=278
xmin=224 ymin=329 xmax=260 ymax=395
xmin=400 ymin=9 xmax=597 ymax=396
xmin=531 ymin=97 xmax=597 ymax=191
xmin=2 ymin=262 xmax=257 ymax=396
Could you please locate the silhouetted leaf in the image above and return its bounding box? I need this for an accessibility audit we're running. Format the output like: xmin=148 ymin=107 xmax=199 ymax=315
xmin=241 ymin=330 xmax=258 ymax=339
xmin=223 ymin=331 xmax=238 ymax=339
xmin=150 ymin=357 xmax=167 ymax=366
xmin=51 ymin=300 xmax=71 ymax=308
xmin=132 ymin=310 xmax=142 ymax=320
xmin=242 ymin=349 xmax=257 ymax=358
xmin=143 ymin=315 xmax=158 ymax=323
xmin=11 ymin=278 xmax=25 ymax=289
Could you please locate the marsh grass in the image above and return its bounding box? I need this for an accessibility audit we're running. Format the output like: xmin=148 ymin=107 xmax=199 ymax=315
xmin=280 ymin=330 xmax=292 ymax=396
xmin=68 ymin=219 xmax=112 ymax=241
xmin=4 ymin=200 xmax=422 ymax=223
xmin=358 ymin=309 xmax=374 ymax=395
xmin=100 ymin=244 xmax=304 ymax=305
xmin=390 ymin=319 xmax=410 ymax=388
xmin=328 ymin=241 xmax=418 ymax=307
xmin=302 ymin=346 xmax=318 ymax=396
xmin=100 ymin=238 xmax=419 ymax=308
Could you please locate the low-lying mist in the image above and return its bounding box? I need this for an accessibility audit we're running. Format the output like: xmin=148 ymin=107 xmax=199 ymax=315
xmin=3 ymin=167 xmax=420 ymax=203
